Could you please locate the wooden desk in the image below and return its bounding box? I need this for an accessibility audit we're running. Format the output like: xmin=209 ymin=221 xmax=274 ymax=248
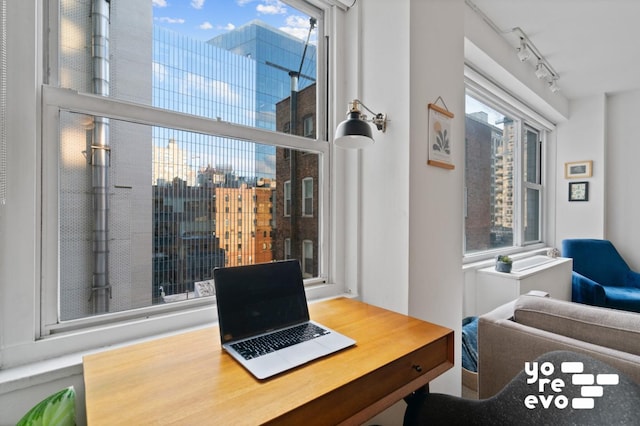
xmin=83 ymin=297 xmax=454 ymax=425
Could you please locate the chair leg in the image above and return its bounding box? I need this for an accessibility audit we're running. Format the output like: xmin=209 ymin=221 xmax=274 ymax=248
xmin=403 ymin=383 xmax=429 ymax=405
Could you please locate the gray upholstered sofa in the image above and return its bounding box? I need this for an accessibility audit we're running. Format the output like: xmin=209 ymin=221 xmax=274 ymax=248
xmin=478 ymin=293 xmax=640 ymax=399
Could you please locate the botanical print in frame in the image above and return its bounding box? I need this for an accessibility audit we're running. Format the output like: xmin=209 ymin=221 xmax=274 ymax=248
xmin=569 ymin=181 xmax=589 ymax=201
xmin=427 ymin=102 xmax=455 ymax=169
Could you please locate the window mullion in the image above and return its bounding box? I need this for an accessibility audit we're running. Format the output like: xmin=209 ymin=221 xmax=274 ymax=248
xmin=514 ymin=120 xmax=524 ymax=247
xmin=43 ymin=86 xmax=328 ymax=155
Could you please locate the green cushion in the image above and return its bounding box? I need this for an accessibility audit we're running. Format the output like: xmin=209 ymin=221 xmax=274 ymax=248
xmin=17 ymin=386 xmax=76 ymax=426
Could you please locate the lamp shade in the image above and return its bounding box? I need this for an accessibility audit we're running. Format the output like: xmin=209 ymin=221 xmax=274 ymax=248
xmin=334 ymin=111 xmax=374 ymax=149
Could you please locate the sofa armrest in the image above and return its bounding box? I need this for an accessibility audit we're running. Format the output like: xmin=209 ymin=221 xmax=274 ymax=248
xmin=477 ymin=303 xmax=640 ymax=399
xmin=572 ymin=271 xmax=606 ymax=306
xmin=626 ymin=270 xmax=640 ymax=289
xmin=513 ymin=295 xmax=640 ymax=355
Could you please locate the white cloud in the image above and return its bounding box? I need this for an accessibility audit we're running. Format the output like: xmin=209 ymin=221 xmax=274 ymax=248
xmin=279 ymin=15 xmax=317 ymax=42
xmin=236 ymin=0 xmax=254 ymax=6
xmin=285 ymin=15 xmax=309 ymax=28
xmin=191 ymin=0 xmax=205 ymax=9
xmin=153 ymin=0 xmax=167 ymax=7
xmin=156 ymin=17 xmax=186 ymax=24
xmin=223 ymin=23 xmax=236 ymax=31
xmin=256 ymin=0 xmax=286 ymax=15
xmin=200 ymin=21 xmax=213 ymax=30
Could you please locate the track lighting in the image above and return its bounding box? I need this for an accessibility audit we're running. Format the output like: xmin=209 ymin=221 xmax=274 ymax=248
xmin=465 ymin=3 xmax=562 ymax=95
xmin=512 ymin=28 xmax=560 ymax=94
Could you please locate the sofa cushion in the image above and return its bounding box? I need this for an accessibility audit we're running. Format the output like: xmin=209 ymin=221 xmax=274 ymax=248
xmin=605 ymin=286 xmax=640 ymax=313
xmin=513 ymin=295 xmax=640 ymax=356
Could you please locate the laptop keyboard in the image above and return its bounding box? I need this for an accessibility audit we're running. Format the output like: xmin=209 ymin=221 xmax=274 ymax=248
xmin=231 ymin=323 xmax=330 ymax=360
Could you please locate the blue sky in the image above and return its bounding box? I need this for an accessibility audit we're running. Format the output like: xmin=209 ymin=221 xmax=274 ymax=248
xmin=152 ymin=0 xmax=316 ymax=42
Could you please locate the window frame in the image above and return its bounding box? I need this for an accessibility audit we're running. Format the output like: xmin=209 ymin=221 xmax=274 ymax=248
xmin=522 ymin=124 xmax=543 ymax=244
xmin=463 ymin=69 xmax=553 ymax=262
xmin=38 ymin=0 xmax=336 ymax=340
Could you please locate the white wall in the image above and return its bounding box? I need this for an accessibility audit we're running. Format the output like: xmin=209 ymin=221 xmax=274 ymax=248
xmin=554 ymin=89 xmax=640 ymax=271
xmin=357 ymin=0 xmax=411 ymax=315
xmin=356 ymin=1 xmax=464 ymax=422
xmin=555 ymin=95 xmax=606 ymax=244
xmin=407 ymin=0 xmax=464 ymax=395
xmin=348 ymin=0 xmax=465 ymax=399
xmin=1 ymin=0 xmax=39 ymax=369
xmin=605 ymin=90 xmax=640 ymax=270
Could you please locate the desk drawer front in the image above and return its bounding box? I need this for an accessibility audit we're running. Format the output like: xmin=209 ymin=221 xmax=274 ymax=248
xmin=271 ymin=333 xmax=454 ymax=425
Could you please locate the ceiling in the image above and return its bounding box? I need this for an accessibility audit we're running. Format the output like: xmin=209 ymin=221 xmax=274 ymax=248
xmin=468 ymin=0 xmax=640 ymax=100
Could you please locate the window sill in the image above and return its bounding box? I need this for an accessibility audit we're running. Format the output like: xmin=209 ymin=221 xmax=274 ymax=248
xmin=462 ymin=245 xmax=549 ymax=270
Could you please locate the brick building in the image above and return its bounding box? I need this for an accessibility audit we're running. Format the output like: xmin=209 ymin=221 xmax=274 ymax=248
xmin=274 ymin=83 xmax=319 ymax=277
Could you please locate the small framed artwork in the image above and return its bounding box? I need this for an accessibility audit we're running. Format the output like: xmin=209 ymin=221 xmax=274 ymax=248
xmin=427 ymin=102 xmax=455 ymax=170
xmin=565 ymin=160 xmax=592 ymax=179
xmin=569 ymin=181 xmax=589 ymax=202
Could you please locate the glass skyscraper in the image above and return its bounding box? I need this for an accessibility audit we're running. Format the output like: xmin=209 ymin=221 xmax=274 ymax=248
xmin=209 ymin=20 xmax=317 ymax=179
xmin=153 ymin=20 xmax=317 ymax=180
xmin=209 ymin=19 xmax=317 ymax=130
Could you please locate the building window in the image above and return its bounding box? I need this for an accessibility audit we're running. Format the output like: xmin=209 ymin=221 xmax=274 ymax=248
xmin=40 ymin=0 xmax=330 ymax=336
xmin=302 ymin=240 xmax=313 ymax=278
xmin=284 ymin=180 xmax=291 ymax=217
xmin=284 ymin=238 xmax=291 ymax=260
xmin=302 ymin=177 xmax=313 ymax=216
xmin=464 ymin=84 xmax=546 ymax=257
xmin=303 ymin=115 xmax=314 ymax=138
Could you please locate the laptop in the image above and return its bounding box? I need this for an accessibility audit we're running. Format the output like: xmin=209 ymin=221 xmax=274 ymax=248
xmin=213 ymin=260 xmax=356 ymax=379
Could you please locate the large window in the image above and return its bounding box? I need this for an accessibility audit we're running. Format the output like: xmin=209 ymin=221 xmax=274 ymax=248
xmin=464 ymin=85 xmax=545 ymax=257
xmin=42 ymin=0 xmax=329 ymax=332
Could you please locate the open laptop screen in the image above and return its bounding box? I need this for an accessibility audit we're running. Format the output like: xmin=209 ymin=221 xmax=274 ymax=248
xmin=214 ymin=260 xmax=310 ymax=344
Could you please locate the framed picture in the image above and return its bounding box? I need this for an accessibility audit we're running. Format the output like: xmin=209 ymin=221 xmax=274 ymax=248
xmin=427 ymin=102 xmax=455 ymax=170
xmin=569 ymin=181 xmax=589 ymax=201
xmin=565 ymin=160 xmax=592 ymax=179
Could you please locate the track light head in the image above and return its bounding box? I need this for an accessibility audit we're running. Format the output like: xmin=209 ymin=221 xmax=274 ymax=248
xmin=548 ymin=78 xmax=560 ymax=93
xmin=517 ymin=38 xmax=531 ymax=62
xmin=535 ymin=61 xmax=551 ymax=79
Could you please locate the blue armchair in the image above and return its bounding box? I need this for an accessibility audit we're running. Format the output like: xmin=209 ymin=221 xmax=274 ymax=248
xmin=562 ymin=239 xmax=640 ymax=313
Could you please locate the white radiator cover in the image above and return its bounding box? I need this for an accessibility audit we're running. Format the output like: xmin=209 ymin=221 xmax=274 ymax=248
xmin=473 ymin=256 xmax=573 ymax=315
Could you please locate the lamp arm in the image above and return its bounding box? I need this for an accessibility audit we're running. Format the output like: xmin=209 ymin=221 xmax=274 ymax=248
xmin=351 ymin=99 xmax=387 ymax=132
xmin=351 ymin=99 xmax=377 ymax=116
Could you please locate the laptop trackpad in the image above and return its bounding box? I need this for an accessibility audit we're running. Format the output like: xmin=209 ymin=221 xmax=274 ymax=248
xmin=278 ymin=340 xmax=330 ymax=366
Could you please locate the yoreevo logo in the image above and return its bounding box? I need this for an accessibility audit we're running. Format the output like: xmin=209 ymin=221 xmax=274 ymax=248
xmin=524 ymin=360 xmax=619 ymax=410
